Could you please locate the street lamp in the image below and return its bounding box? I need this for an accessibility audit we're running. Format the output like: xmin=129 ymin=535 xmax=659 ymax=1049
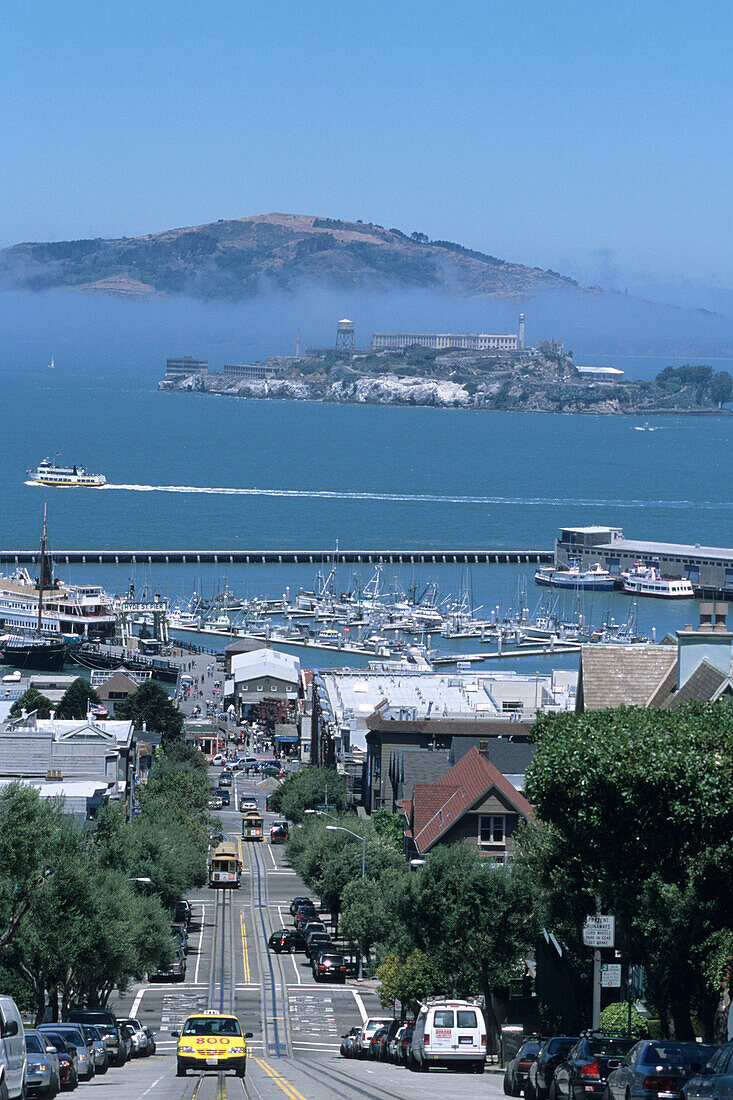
xmin=305 ymin=809 xmax=340 ymax=824
xmin=326 ymin=824 xmax=367 ymax=979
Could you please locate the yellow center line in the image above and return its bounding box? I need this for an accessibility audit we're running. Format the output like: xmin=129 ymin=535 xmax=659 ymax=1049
xmin=240 ymin=910 xmax=250 ymax=983
xmin=253 ymin=1059 xmax=307 ymax=1100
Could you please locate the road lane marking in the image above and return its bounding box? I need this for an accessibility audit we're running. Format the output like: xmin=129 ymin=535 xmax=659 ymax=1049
xmin=216 ymin=1072 xmax=227 ymax=1100
xmin=130 ymin=987 xmax=145 ymax=1018
xmin=289 ymin=951 xmax=301 ymax=985
xmin=351 ymin=990 xmax=368 ymax=1022
xmin=240 ymin=910 xmax=251 ymax=983
xmin=135 ymin=1069 xmax=172 ymax=1098
xmin=267 ymin=844 xmax=277 ymax=869
xmin=194 ymin=904 xmax=206 ymax=986
xmin=253 ymin=1059 xmax=306 ymax=1100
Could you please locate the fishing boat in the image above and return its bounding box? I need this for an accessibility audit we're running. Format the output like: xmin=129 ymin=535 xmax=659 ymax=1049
xmin=534 ymin=563 xmax=615 ymax=592
xmin=621 ymin=561 xmax=695 ymax=599
xmin=27 ymin=458 xmax=106 ymax=487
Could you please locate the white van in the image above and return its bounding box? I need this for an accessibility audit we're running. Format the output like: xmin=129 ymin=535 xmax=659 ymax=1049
xmin=0 ymin=996 xmax=26 ymax=1098
xmin=410 ymin=997 xmax=486 ymax=1073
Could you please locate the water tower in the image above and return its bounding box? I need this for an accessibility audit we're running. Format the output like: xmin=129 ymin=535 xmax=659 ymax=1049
xmin=336 ymin=318 xmax=355 ymax=351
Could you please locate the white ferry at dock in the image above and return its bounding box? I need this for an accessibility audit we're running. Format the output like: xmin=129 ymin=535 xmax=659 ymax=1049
xmin=27 ymin=458 xmax=106 ymax=487
xmin=621 ymin=561 xmax=695 ymax=599
xmin=534 ymin=562 xmax=615 ymax=592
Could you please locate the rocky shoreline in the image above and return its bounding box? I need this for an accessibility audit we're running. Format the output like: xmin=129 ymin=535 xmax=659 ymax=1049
xmin=159 ymin=362 xmax=731 ymax=415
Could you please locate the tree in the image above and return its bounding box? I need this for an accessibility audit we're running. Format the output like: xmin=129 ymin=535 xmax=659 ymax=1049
xmin=520 ymin=702 xmax=733 ymax=1040
xmin=340 ymin=877 xmax=387 ymax=970
xmin=0 ymin=784 xmax=65 ymax=953
xmin=115 ymin=680 xmax=183 ymax=743
xmin=711 ymin=370 xmax=733 ymax=407
xmin=267 ymin=767 xmax=347 ymax=823
xmin=8 ymin=687 xmax=52 ymax=719
xmin=377 ymin=950 xmax=450 ymax=1013
xmin=57 ymin=677 xmax=100 ymax=719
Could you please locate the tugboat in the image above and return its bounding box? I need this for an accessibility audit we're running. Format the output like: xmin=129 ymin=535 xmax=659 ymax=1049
xmin=27 ymin=458 xmax=106 ymax=487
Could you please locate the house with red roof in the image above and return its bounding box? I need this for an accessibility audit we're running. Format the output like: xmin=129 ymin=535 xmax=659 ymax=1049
xmin=402 ymin=744 xmax=533 ymax=860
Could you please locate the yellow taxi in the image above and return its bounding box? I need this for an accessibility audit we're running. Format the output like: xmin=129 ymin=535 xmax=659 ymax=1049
xmin=173 ymin=1011 xmax=253 ymax=1077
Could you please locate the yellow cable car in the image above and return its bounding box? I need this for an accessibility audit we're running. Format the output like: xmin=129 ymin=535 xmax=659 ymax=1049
xmin=208 ymin=841 xmax=243 ymax=888
xmin=241 ymin=810 xmax=264 ymax=842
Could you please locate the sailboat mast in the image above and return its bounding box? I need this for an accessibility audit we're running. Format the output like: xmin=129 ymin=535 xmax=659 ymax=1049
xmin=37 ymin=503 xmax=47 ymax=634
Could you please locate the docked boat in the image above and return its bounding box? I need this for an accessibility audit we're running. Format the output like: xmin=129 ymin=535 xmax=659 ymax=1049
xmin=0 ymin=634 xmax=67 ymax=672
xmin=621 ymin=562 xmax=695 ymax=599
xmin=27 ymin=459 xmax=106 ymax=487
xmin=534 ymin=563 xmax=615 ymax=592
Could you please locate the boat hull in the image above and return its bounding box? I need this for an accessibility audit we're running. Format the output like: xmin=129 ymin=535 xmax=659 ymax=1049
xmin=622 ymin=581 xmax=693 ymax=599
xmin=0 ymin=641 xmax=67 ymax=671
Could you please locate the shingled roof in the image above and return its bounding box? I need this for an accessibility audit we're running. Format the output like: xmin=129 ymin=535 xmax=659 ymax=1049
xmin=406 ymin=746 xmax=533 ymax=854
xmin=661 ymin=659 xmax=733 ymax=708
xmin=577 ymin=645 xmax=678 ymax=711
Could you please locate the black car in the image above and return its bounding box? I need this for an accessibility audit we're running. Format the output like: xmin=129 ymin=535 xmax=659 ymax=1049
xmin=290 ymin=896 xmax=313 ymax=916
xmin=219 ymin=788 xmax=231 ymax=806
xmin=294 ymin=904 xmax=318 ymax=927
xmin=270 ymin=821 xmax=289 ymax=843
xmin=527 ymin=1037 xmax=581 ymax=1100
xmin=268 ymin=929 xmax=308 ymax=954
xmin=553 ymin=1037 xmax=636 ymax=1100
xmin=312 ymin=950 xmax=347 ymax=982
xmin=505 ymin=1040 xmax=542 ymax=1096
xmin=174 ymin=900 xmax=192 ymax=928
xmin=304 ymin=932 xmax=333 ymax=959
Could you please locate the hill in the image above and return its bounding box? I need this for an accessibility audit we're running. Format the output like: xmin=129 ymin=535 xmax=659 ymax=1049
xmin=0 ymin=212 xmax=585 ymax=302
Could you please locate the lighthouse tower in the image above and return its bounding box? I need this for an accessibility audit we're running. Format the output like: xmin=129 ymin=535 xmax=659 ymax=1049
xmin=518 ymin=313 xmax=526 ymax=351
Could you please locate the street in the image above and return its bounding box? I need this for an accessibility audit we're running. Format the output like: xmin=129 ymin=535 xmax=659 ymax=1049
xmin=107 ymin=769 xmax=505 ymax=1100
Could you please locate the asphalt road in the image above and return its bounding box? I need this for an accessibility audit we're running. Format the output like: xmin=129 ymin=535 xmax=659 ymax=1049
xmin=107 ymin=771 xmax=506 ymax=1100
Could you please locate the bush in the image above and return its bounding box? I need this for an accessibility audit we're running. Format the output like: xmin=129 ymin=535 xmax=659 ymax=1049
xmin=600 ymin=1002 xmax=649 ymax=1039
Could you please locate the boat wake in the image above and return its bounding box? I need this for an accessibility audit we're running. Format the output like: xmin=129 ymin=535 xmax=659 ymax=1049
xmin=24 ymin=480 xmax=727 ymax=509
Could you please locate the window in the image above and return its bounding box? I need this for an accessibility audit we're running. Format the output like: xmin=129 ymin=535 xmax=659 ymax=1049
xmin=685 ymin=565 xmax=700 ymax=584
xmin=457 ymin=1010 xmax=477 ymax=1028
xmin=479 ymin=815 xmax=505 ymax=845
xmin=502 ymin=701 xmax=522 ymax=713
xmin=433 ymin=1010 xmax=454 ymax=1028
xmin=257 ymin=684 xmax=263 ymax=691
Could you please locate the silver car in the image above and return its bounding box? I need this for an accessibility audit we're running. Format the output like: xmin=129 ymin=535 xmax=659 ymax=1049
xmin=39 ymin=1023 xmax=95 ymax=1081
xmin=25 ymin=1030 xmax=61 ymax=1098
xmin=82 ymin=1025 xmax=109 ymax=1073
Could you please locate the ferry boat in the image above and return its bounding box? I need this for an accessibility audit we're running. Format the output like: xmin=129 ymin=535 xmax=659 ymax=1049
xmin=534 ymin=563 xmax=615 ymax=592
xmin=27 ymin=459 xmax=106 ymax=487
xmin=0 ymin=567 xmax=116 ymax=638
xmin=621 ymin=561 xmax=695 ymax=599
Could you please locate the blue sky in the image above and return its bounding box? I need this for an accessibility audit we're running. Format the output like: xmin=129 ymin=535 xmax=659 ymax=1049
xmin=1 ymin=0 xmax=731 ymax=289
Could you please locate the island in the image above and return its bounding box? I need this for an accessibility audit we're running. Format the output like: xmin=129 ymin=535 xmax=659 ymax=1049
xmin=158 ymin=348 xmax=732 ymax=415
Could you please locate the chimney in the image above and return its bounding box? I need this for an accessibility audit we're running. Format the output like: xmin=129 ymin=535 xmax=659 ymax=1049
xmin=677 ymin=601 xmax=733 ymax=689
xmin=479 ymin=740 xmax=490 ymax=760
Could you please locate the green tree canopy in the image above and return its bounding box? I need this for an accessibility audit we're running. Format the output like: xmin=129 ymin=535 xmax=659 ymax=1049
xmin=57 ymin=677 xmax=100 ymax=719
xmin=9 ymin=687 xmax=53 ymax=719
xmin=710 ymin=370 xmax=733 ymax=407
xmin=520 ymin=702 xmax=733 ymax=1040
xmin=266 ymin=766 xmax=347 ymax=823
xmin=115 ymin=679 xmax=183 ymax=742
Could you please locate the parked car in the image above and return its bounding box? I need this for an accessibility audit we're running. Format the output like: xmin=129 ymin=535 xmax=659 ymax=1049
xmin=0 ymin=998 xmax=26 ymax=1099
xmin=268 ymin=929 xmax=308 ymax=954
xmin=684 ymin=1043 xmax=733 ymax=1100
xmin=304 ymin=932 xmax=333 ymax=959
xmin=40 ymin=1034 xmax=78 ymax=1091
xmin=270 ymin=820 xmax=289 ymax=843
xmin=174 ymin=900 xmax=192 ymax=928
xmin=142 ymin=1027 xmax=156 ymax=1056
xmin=65 ymin=1010 xmax=125 ymax=1068
xmin=152 ymin=945 xmax=187 ymax=982
xmin=553 ymin=1036 xmax=635 ymax=1100
xmin=340 ymin=1026 xmax=362 ymax=1058
xmin=118 ymin=1018 xmax=151 ymax=1058
xmin=505 ymin=1039 xmax=542 ymax=1095
xmin=357 ymin=1017 xmax=394 ymax=1058
xmin=208 ymin=794 xmax=223 ymax=810
xmin=26 ymin=1028 xmax=62 ymax=1098
xmin=219 ymin=788 xmax=231 ymax=806
xmin=607 ymin=1041 xmax=714 ymax=1100
xmin=375 ymin=1019 xmax=401 ymax=1061
xmin=369 ymin=1025 xmax=389 ymax=1060
xmin=526 ymin=1038 xmax=581 ymax=1100
xmin=290 ymin=896 xmax=314 ymax=916
xmin=410 ymin=997 xmax=486 ymax=1074
xmin=311 ymin=950 xmax=347 ymax=982
xmin=397 ymin=1024 xmax=414 ymax=1066
xmin=39 ymin=1025 xmax=94 ymax=1081
xmin=294 ymin=906 xmax=319 ymax=930
xmin=80 ymin=1025 xmax=109 ymax=1074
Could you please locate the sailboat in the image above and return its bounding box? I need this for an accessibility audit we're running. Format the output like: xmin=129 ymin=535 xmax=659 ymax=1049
xmin=47 ymin=356 xmax=55 ymax=370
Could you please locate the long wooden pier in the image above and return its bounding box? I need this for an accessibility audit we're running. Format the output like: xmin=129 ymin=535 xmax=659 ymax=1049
xmin=0 ymin=548 xmax=553 ymax=566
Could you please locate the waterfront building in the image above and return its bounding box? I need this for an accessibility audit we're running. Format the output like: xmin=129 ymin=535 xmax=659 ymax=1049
xmin=555 ymin=526 xmax=733 ymax=596
xmin=225 ymin=648 xmax=301 ymax=721
xmin=575 ymin=365 xmax=625 ymax=382
xmin=221 ymin=363 xmax=285 ymax=381
xmin=371 ymin=330 xmax=518 ymax=352
xmin=165 ymin=356 xmax=208 ymax=378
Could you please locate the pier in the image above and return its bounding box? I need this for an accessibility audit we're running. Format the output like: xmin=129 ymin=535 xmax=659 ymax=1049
xmin=0 ymin=548 xmax=553 ymax=566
